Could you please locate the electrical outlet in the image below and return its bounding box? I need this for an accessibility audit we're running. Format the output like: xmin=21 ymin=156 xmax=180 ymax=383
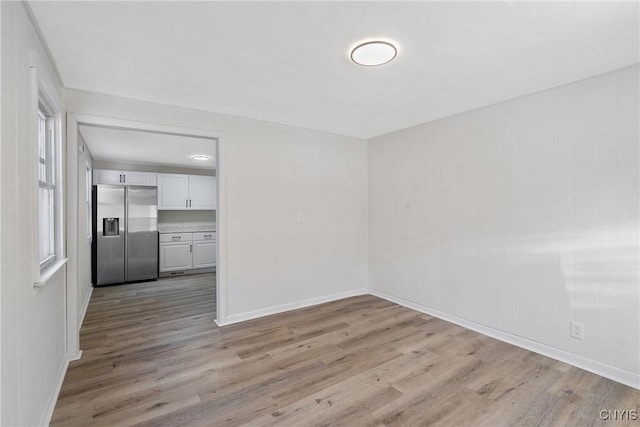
xmin=297 ymin=212 xmax=304 ymax=223
xmin=570 ymin=321 xmax=584 ymax=340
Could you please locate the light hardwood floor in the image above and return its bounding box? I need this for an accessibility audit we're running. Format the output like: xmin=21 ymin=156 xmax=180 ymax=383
xmin=52 ymin=274 xmax=640 ymax=426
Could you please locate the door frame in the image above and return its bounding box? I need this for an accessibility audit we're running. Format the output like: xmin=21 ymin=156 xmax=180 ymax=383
xmin=66 ymin=113 xmax=226 ymax=359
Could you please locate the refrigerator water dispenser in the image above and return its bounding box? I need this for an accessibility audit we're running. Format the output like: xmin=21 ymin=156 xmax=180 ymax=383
xmin=103 ymin=218 xmax=120 ymax=236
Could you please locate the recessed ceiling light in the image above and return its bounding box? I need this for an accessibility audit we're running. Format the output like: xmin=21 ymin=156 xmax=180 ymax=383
xmin=350 ymin=41 xmax=397 ymax=66
xmin=190 ymin=154 xmax=211 ymax=161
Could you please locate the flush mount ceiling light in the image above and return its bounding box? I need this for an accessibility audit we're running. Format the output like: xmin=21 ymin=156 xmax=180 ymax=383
xmin=190 ymin=154 xmax=212 ymax=161
xmin=350 ymin=41 xmax=397 ymax=66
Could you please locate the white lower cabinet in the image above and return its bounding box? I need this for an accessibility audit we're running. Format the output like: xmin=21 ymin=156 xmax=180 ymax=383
xmin=159 ymin=241 xmax=192 ymax=272
xmin=193 ymin=233 xmax=217 ymax=268
xmin=159 ymin=232 xmax=216 ymax=273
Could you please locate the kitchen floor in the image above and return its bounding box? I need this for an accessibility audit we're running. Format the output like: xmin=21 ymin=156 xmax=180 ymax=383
xmin=51 ymin=272 xmax=640 ymax=426
xmin=51 ymin=273 xmax=216 ymax=426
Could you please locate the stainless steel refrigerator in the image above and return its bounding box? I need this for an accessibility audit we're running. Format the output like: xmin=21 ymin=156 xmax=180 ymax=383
xmin=92 ymin=185 xmax=158 ymax=286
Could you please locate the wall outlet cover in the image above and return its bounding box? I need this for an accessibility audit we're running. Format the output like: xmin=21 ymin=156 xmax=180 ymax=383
xmin=570 ymin=321 xmax=585 ymax=340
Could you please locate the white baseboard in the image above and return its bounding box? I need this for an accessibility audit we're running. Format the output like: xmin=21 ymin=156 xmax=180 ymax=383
xmin=39 ymin=356 xmax=70 ymax=427
xmin=79 ymin=285 xmax=93 ymax=327
xmin=68 ymin=349 xmax=83 ymax=362
xmin=369 ymin=288 xmax=640 ymax=390
xmin=217 ymin=288 xmax=368 ymax=326
xmin=159 ymin=267 xmax=215 ymax=278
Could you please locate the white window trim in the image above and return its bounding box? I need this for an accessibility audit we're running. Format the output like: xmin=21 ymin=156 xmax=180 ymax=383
xmin=35 ymin=258 xmax=68 ymax=288
xmin=32 ymin=54 xmax=65 ymax=288
xmin=38 ymin=104 xmax=56 ymax=270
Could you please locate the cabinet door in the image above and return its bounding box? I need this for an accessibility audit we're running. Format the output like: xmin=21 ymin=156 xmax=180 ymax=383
xmin=193 ymin=240 xmax=216 ymax=268
xmin=123 ymin=171 xmax=157 ymax=186
xmin=157 ymin=174 xmax=189 ymax=210
xmin=159 ymin=242 xmax=193 ymax=272
xmin=93 ymin=169 xmax=124 ymax=185
xmin=189 ymin=175 xmax=216 ymax=210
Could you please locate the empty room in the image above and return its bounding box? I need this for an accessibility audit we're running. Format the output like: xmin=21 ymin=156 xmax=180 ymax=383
xmin=1 ymin=1 xmax=639 ymax=426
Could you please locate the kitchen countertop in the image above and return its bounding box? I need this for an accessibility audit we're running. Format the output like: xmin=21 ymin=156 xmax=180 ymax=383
xmin=158 ymin=223 xmax=216 ymax=233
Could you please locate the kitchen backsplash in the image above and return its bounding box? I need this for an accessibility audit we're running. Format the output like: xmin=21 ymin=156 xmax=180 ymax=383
xmin=158 ymin=210 xmax=215 ymax=224
xmin=158 ymin=223 xmax=215 ymax=232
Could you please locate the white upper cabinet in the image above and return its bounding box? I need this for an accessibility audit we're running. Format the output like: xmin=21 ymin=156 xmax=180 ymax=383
xmin=157 ymin=173 xmax=216 ymax=210
xmin=158 ymin=174 xmax=190 ymax=209
xmin=93 ymin=169 xmax=123 ymax=185
xmin=93 ymin=169 xmax=156 ymax=186
xmin=122 ymin=171 xmax=157 ymax=186
xmin=189 ymin=175 xmax=216 ymax=210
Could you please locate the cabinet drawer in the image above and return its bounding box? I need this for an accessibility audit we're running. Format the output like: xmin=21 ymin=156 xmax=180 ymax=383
xmin=193 ymin=232 xmax=216 ymax=241
xmin=159 ymin=232 xmax=193 ymax=242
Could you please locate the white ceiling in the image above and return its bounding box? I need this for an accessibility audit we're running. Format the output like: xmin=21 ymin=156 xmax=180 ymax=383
xmin=79 ymin=125 xmax=216 ymax=169
xmin=31 ymin=1 xmax=639 ymax=139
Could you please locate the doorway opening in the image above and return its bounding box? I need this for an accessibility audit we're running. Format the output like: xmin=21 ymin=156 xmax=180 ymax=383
xmin=66 ymin=114 xmax=225 ymax=360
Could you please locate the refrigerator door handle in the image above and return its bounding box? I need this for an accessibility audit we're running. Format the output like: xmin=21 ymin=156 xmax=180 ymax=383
xmin=190 ymin=244 xmax=192 ymax=253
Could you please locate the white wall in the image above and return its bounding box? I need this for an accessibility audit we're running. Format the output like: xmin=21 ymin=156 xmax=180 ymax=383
xmin=223 ymin=118 xmax=369 ymax=319
xmin=369 ymin=65 xmax=640 ymax=387
xmin=66 ymin=89 xmax=369 ymax=323
xmin=1 ymin=2 xmax=67 ymax=426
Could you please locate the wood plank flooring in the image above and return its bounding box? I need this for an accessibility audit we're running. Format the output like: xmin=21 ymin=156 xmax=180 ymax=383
xmin=52 ymin=274 xmax=640 ymax=426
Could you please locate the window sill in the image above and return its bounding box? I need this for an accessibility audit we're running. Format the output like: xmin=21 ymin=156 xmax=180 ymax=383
xmin=35 ymin=258 xmax=68 ymax=287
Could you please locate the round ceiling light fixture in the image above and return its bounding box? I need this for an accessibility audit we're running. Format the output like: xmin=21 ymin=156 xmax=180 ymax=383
xmin=350 ymin=41 xmax=397 ymax=66
xmin=190 ymin=154 xmax=212 ymax=161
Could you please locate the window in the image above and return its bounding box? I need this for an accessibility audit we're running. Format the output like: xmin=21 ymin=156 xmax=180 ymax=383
xmin=38 ymin=103 xmax=56 ymax=268
xmin=86 ymin=161 xmax=92 ymax=240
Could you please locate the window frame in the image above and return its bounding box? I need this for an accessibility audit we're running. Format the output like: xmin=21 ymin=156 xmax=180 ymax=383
xmin=31 ymin=51 xmax=66 ymax=289
xmin=35 ymin=72 xmax=63 ymax=281
xmin=38 ymin=100 xmax=57 ymax=270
